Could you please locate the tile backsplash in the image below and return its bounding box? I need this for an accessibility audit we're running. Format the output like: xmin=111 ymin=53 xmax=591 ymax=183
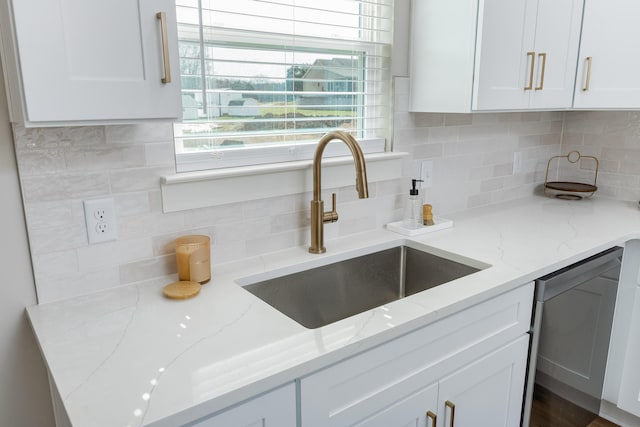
xmin=562 ymin=111 xmax=640 ymax=200
xmin=19 ymin=77 xmax=634 ymax=303
xmin=393 ymin=77 xmax=562 ymax=214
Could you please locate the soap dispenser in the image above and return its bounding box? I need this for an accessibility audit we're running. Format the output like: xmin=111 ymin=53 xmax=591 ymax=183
xmin=403 ymin=179 xmax=423 ymax=229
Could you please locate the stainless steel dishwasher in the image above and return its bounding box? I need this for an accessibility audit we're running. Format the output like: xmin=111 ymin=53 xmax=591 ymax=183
xmin=522 ymin=246 xmax=623 ymax=427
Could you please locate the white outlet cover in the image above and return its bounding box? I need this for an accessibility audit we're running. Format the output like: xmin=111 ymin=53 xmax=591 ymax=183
xmin=513 ymin=151 xmax=523 ymax=175
xmin=84 ymin=198 xmax=118 ymax=244
xmin=421 ymin=160 xmax=433 ymax=188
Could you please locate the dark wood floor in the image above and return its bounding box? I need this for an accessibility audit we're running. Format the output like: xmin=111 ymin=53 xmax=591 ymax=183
xmin=530 ymin=385 xmax=620 ymax=427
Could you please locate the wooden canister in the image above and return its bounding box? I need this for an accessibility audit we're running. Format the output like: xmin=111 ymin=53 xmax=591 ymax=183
xmin=175 ymin=235 xmax=211 ymax=284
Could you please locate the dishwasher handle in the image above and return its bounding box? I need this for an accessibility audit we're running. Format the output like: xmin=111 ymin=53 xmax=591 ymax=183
xmin=535 ymin=247 xmax=622 ymax=302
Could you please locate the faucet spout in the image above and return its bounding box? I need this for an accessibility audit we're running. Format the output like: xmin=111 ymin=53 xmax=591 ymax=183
xmin=309 ymin=131 xmax=369 ymax=254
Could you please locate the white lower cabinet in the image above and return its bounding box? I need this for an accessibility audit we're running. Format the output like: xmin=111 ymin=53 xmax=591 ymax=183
xmin=190 ymin=383 xmax=296 ymax=427
xmin=300 ymin=284 xmax=533 ymax=427
xmin=617 ymin=289 xmax=640 ymax=417
xmin=437 ymin=336 xmax=529 ymax=427
xmin=186 ymin=284 xmax=533 ymax=427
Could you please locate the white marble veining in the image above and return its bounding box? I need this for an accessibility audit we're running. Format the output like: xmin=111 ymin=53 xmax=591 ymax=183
xmin=27 ymin=195 xmax=640 ymax=426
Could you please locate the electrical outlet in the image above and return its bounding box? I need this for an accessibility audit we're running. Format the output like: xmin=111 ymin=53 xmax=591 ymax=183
xmin=96 ymin=222 xmax=109 ymax=234
xmin=420 ymin=160 xmax=433 ymax=188
xmin=84 ymin=198 xmax=117 ymax=244
xmin=94 ymin=208 xmax=106 ymax=221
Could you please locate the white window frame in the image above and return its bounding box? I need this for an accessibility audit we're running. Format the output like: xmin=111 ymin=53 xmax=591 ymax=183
xmin=173 ymin=1 xmax=393 ymax=173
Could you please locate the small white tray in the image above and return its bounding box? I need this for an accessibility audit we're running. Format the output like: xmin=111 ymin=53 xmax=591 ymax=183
xmin=386 ymin=217 xmax=453 ymax=236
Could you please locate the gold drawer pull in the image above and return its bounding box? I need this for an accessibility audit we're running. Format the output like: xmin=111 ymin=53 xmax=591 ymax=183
xmin=535 ymin=52 xmax=547 ymax=91
xmin=583 ymin=56 xmax=593 ymax=91
xmin=445 ymin=400 xmax=456 ymax=427
xmin=156 ymin=11 xmax=172 ymax=84
xmin=426 ymin=410 xmax=437 ymax=427
xmin=525 ymin=52 xmax=535 ymax=90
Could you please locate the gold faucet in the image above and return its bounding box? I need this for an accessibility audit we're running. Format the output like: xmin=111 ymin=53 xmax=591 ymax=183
xmin=309 ymin=131 xmax=369 ymax=254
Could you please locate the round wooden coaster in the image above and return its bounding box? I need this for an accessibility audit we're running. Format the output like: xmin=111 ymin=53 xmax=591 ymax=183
xmin=162 ymin=281 xmax=201 ymax=300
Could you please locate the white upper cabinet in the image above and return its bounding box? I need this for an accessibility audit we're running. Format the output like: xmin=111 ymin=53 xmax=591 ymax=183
xmin=475 ymin=0 xmax=583 ymax=110
xmin=0 ymin=0 xmax=181 ymax=125
xmin=409 ymin=0 xmax=584 ymax=112
xmin=573 ymin=0 xmax=640 ymax=109
xmin=409 ymin=1 xmax=479 ymax=113
xmin=471 ymin=0 xmax=536 ymax=111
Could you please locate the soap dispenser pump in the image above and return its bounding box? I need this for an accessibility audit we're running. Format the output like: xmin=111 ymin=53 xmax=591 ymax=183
xmin=403 ymin=179 xmax=423 ymax=229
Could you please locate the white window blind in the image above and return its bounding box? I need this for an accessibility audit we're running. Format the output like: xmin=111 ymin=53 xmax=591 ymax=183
xmin=174 ymin=0 xmax=393 ymax=172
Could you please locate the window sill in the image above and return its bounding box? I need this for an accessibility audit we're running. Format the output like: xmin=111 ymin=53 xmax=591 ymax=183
xmin=160 ymin=152 xmax=408 ymax=212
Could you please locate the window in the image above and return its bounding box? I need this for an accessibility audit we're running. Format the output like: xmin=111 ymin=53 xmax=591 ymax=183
xmin=174 ymin=0 xmax=393 ymax=172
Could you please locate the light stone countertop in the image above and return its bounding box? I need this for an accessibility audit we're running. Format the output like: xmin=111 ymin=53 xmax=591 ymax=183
xmin=26 ymin=195 xmax=640 ymax=427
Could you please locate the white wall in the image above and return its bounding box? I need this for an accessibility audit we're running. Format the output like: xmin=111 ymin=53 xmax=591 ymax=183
xmin=0 ymin=64 xmax=54 ymax=425
xmin=9 ymin=1 xmax=564 ymax=304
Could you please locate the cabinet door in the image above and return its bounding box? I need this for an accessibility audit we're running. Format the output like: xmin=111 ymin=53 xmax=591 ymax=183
xmin=528 ymin=0 xmax=583 ymax=109
xmin=473 ymin=0 xmax=537 ymax=110
xmin=190 ymin=384 xmax=296 ymax=427
xmin=10 ymin=0 xmax=181 ymax=123
xmin=437 ymin=336 xmax=529 ymax=427
xmin=617 ymin=290 xmax=640 ymax=417
xmin=573 ymin=0 xmax=640 ymax=109
xmin=474 ymin=0 xmax=583 ymax=111
xmin=409 ymin=0 xmax=479 ymax=113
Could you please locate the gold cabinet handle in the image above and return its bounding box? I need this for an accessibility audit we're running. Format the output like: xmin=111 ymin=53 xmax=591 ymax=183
xmin=524 ymin=52 xmax=535 ymax=91
xmin=445 ymin=400 xmax=456 ymax=427
xmin=535 ymin=52 xmax=547 ymax=91
xmin=582 ymin=56 xmax=593 ymax=91
xmin=156 ymin=12 xmax=172 ymax=84
xmin=426 ymin=410 xmax=437 ymax=427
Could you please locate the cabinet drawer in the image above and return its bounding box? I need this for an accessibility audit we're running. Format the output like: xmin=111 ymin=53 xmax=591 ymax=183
xmin=189 ymin=383 xmax=296 ymax=427
xmin=300 ymin=283 xmax=533 ymax=426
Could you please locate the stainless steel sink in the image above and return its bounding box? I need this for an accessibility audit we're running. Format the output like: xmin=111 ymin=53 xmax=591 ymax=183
xmin=241 ymin=245 xmax=484 ymax=329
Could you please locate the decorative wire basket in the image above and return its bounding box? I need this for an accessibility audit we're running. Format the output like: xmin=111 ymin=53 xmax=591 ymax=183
xmin=544 ymin=151 xmax=599 ymax=200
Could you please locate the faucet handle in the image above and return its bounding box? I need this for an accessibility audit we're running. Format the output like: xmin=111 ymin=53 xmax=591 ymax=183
xmin=323 ymin=193 xmax=339 ymax=223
